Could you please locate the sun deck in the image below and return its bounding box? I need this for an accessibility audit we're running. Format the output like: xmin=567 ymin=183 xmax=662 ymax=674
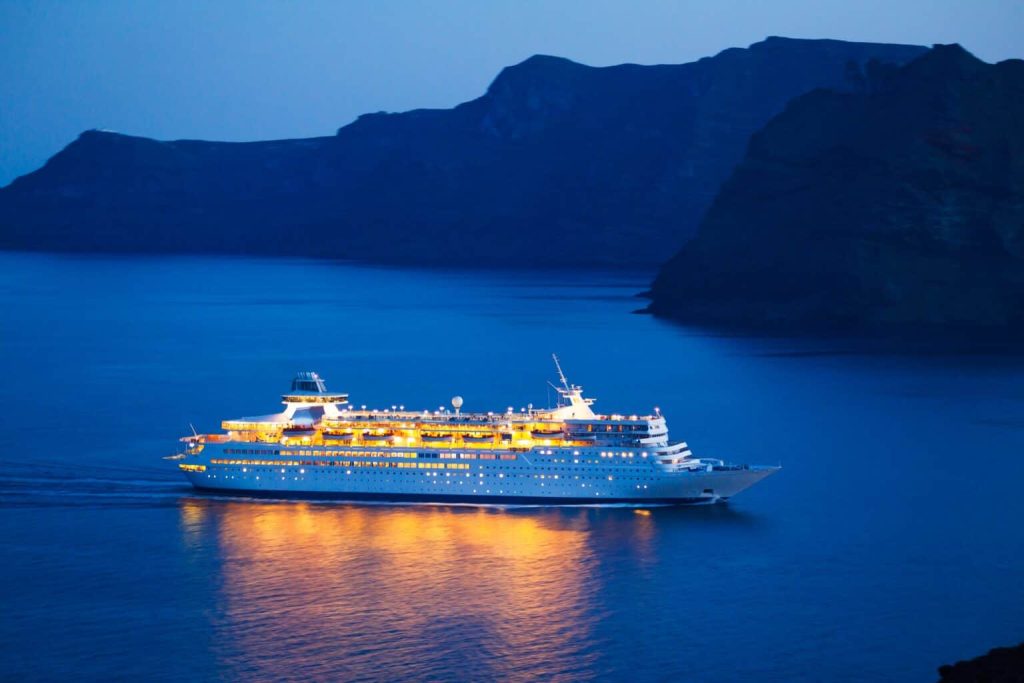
xmin=189 ymin=367 xmax=670 ymax=454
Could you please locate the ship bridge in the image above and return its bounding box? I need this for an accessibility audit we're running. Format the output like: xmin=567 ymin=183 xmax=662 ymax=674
xmin=221 ymin=372 xmax=348 ymax=436
xmin=281 ymin=371 xmax=349 ymax=406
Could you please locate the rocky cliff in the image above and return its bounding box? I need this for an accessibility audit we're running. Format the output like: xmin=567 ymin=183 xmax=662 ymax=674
xmin=938 ymin=642 xmax=1024 ymax=682
xmin=0 ymin=37 xmax=925 ymax=266
xmin=648 ymin=45 xmax=1024 ymax=329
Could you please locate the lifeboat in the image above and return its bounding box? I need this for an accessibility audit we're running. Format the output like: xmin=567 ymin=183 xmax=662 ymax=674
xmin=323 ymin=433 xmax=354 ymax=444
xmin=362 ymin=432 xmax=393 ymax=442
xmin=462 ymin=433 xmax=493 ymax=443
xmin=283 ymin=428 xmax=317 ymax=438
xmin=531 ymin=428 xmax=563 ymax=438
xmin=421 ymin=433 xmax=454 ymax=443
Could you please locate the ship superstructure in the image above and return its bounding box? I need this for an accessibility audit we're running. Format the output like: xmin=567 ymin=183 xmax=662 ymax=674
xmin=176 ymin=360 xmax=778 ymax=505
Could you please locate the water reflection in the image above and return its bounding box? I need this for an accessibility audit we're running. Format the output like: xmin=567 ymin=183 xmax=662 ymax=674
xmin=178 ymin=500 xmax=677 ymax=681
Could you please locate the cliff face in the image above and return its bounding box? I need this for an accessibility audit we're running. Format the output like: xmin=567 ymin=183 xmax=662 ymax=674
xmin=649 ymin=45 xmax=1024 ymax=329
xmin=0 ymin=37 xmax=925 ymax=266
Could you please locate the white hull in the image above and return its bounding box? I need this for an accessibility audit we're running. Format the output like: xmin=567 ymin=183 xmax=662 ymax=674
xmin=183 ymin=444 xmax=777 ymax=505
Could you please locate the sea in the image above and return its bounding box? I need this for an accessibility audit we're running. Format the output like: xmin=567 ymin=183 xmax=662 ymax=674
xmin=1 ymin=252 xmax=1022 ymax=682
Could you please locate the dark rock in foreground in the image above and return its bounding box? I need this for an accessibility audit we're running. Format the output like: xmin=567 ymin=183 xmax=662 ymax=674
xmin=938 ymin=642 xmax=1024 ymax=682
xmin=0 ymin=38 xmax=924 ymax=267
xmin=648 ymin=45 xmax=1024 ymax=330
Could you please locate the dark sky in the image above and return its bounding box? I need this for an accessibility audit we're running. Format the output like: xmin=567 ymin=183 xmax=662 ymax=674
xmin=1 ymin=0 xmax=1021 ymax=186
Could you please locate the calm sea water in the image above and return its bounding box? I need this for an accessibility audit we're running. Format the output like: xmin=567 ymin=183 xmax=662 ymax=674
xmin=1 ymin=252 xmax=1023 ymax=682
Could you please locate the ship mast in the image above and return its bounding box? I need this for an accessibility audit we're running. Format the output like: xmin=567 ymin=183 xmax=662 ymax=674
xmin=552 ymin=353 xmax=571 ymax=392
xmin=548 ymin=354 xmax=596 ymax=418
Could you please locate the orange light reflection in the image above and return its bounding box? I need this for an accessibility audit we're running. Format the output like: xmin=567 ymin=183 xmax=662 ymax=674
xmin=182 ymin=501 xmax=658 ymax=681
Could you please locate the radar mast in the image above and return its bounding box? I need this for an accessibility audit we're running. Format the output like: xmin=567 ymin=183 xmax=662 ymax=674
xmin=552 ymin=353 xmax=571 ymax=392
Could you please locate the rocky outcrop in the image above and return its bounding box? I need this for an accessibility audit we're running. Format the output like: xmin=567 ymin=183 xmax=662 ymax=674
xmin=0 ymin=38 xmax=924 ymax=266
xmin=648 ymin=45 xmax=1024 ymax=330
xmin=938 ymin=642 xmax=1024 ymax=681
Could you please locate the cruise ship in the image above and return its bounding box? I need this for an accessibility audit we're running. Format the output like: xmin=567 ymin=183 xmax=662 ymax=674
xmin=176 ymin=359 xmax=778 ymax=505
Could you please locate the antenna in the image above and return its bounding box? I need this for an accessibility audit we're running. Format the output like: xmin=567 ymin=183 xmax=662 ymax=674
xmin=552 ymin=353 xmax=570 ymax=392
xmin=189 ymin=422 xmax=198 ymax=437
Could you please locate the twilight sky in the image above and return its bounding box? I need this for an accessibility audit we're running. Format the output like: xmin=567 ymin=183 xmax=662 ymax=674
xmin=0 ymin=0 xmax=1020 ymax=186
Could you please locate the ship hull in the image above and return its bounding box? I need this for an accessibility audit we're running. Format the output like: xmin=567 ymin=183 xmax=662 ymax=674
xmin=188 ymin=486 xmax=722 ymax=505
xmin=182 ymin=464 xmax=777 ymax=506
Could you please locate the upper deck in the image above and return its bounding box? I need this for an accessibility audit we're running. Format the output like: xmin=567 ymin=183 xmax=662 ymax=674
xmin=200 ymin=365 xmax=670 ymax=452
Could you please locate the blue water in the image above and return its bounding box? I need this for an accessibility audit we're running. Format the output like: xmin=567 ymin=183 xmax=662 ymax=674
xmin=1 ymin=252 xmax=1023 ymax=682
